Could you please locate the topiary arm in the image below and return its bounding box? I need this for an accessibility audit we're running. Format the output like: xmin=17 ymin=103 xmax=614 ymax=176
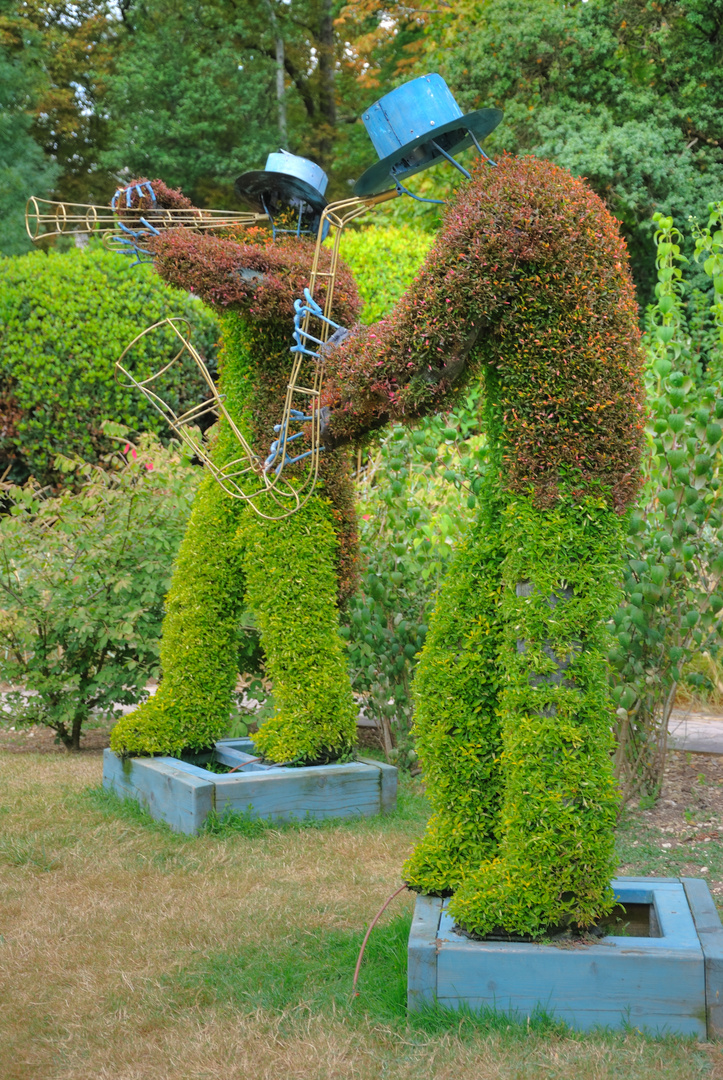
xmin=322 ymin=154 xmax=645 ymax=511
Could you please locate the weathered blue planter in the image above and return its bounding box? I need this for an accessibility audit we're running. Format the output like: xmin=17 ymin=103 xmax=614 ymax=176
xmin=408 ymin=877 xmax=723 ymax=1039
xmin=102 ymin=738 xmax=397 ymax=835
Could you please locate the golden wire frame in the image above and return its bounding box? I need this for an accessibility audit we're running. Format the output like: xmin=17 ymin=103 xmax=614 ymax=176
xmin=266 ymin=189 xmax=400 ymax=516
xmin=25 ymin=195 xmax=267 ymax=243
xmin=115 ymin=317 xmax=310 ymax=517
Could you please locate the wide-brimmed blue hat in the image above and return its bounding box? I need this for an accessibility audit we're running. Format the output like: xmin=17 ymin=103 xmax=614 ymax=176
xmin=235 ymin=150 xmax=328 ymax=215
xmin=353 ymin=74 xmax=503 ymax=197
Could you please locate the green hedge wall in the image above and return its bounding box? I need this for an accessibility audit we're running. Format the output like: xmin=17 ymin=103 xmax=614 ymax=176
xmin=0 ymin=245 xmax=219 ymax=485
xmin=339 ymin=225 xmax=434 ymax=325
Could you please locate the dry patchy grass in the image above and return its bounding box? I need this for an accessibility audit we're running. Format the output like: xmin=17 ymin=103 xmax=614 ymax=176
xmin=0 ymin=752 xmax=722 ymax=1080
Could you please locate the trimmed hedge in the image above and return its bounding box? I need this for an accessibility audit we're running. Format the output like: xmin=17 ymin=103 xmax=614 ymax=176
xmin=339 ymin=225 xmax=434 ymax=325
xmin=0 ymin=245 xmax=219 ymax=485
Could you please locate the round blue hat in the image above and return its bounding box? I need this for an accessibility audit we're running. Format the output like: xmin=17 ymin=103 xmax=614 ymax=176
xmin=353 ymin=74 xmax=503 ymax=197
xmin=235 ymin=150 xmax=329 ymax=215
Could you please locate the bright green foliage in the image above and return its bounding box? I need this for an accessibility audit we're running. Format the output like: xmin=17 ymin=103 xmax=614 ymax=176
xmin=340 ymin=225 xmax=434 ymax=324
xmin=450 ymin=495 xmax=623 ymax=937
xmin=441 ymin=0 xmax=723 ymax=302
xmin=244 ymin=496 xmax=357 ymax=765
xmin=110 ymin=312 xmax=254 ymax=757
xmin=402 ymin=480 xmax=504 ymax=894
xmin=609 ymin=209 xmax=723 ymax=797
xmin=108 ymin=471 xmax=249 ymax=757
xmin=0 ymin=245 xmax=219 ymax=485
xmin=0 ymin=433 xmax=198 ymax=751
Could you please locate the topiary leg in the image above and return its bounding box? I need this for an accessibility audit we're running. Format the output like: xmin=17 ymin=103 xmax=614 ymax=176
xmin=449 ymin=495 xmax=623 ymax=938
xmin=109 ymin=472 xmax=248 ymax=756
xmin=403 ymin=493 xmax=505 ymax=896
xmin=110 ymin=310 xmax=256 ymax=758
xmin=243 ymin=492 xmax=358 ymax=765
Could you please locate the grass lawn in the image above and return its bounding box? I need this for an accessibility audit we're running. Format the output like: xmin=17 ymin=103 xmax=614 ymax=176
xmin=1 ymin=751 xmax=723 ymax=1080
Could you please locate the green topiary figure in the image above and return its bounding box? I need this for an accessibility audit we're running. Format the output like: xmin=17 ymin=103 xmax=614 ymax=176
xmin=322 ymin=154 xmax=645 ymax=937
xmin=109 ymin=193 xmax=362 ymax=765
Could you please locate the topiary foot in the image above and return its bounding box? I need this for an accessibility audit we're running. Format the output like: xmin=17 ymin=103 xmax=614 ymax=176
xmin=109 ymin=684 xmax=232 ymax=758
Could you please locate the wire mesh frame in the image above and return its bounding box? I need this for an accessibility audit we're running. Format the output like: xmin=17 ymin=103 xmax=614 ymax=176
xmin=114 ymin=318 xmax=311 ymax=518
xmin=25 ymin=195 xmax=267 ymax=242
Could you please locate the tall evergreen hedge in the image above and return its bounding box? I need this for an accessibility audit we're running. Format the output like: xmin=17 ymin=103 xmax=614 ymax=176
xmin=0 ymin=245 xmax=219 ymax=485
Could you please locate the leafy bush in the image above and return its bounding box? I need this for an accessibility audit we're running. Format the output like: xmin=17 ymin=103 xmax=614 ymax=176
xmin=0 ymin=244 xmax=219 ymax=485
xmin=610 ymin=208 xmax=723 ymax=797
xmin=339 ymin=224 xmax=434 ymax=324
xmin=0 ymin=431 xmax=198 ymax=750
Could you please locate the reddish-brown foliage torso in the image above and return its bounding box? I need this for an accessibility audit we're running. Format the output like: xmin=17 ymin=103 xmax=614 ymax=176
xmin=323 ymin=155 xmax=645 ymax=510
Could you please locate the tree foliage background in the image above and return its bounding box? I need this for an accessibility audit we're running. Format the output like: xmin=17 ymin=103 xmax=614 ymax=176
xmin=3 ymin=0 xmax=722 ymax=300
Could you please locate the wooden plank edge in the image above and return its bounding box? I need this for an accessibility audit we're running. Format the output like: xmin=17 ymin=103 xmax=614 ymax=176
xmin=682 ymin=877 xmax=723 ymax=1040
xmin=407 ymin=894 xmax=441 ymax=1012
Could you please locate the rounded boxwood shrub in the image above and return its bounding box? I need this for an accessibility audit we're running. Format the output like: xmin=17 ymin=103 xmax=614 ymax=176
xmin=0 ymin=244 xmax=219 ymax=485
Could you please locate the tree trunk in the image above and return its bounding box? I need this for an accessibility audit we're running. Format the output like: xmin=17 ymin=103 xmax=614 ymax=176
xmin=261 ymin=0 xmax=287 ymax=145
xmin=317 ymin=0 xmax=336 ymax=171
xmin=70 ymin=712 xmax=84 ymax=752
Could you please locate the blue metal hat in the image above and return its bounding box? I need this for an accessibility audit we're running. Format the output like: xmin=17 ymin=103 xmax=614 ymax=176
xmin=353 ymin=74 xmax=503 ymax=197
xmin=235 ymin=150 xmax=328 ymax=216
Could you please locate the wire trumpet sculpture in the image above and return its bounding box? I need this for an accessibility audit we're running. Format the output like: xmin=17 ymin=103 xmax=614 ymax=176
xmin=25 ymin=190 xmax=267 ymax=261
xmin=115 ymin=188 xmax=398 ymax=521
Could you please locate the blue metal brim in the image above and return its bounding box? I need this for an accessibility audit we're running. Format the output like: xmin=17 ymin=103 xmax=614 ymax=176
xmin=353 ymin=107 xmax=503 ymax=197
xmin=234 ymin=171 xmax=328 ymax=214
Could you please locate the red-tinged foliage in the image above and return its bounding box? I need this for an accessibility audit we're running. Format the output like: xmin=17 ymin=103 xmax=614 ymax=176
xmin=117 ymin=177 xmax=193 ymax=213
xmin=148 ymin=228 xmax=359 ymax=329
xmin=323 ymin=154 xmax=645 ymax=511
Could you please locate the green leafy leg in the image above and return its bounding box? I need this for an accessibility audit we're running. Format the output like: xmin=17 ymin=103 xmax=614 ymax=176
xmin=403 ymin=488 xmax=505 ymax=895
xmin=110 ymin=311 xmax=255 ymax=757
xmin=449 ymin=496 xmax=623 ymax=938
xmin=243 ymin=493 xmax=357 ymax=765
xmin=109 ymin=473 xmax=248 ymax=756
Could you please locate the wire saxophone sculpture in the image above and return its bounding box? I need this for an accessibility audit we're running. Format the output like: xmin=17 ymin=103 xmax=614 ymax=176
xmin=113 ymin=188 xmax=396 ymax=520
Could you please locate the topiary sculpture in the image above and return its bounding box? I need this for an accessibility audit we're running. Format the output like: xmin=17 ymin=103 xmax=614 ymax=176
xmin=109 ymin=181 xmax=363 ymax=766
xmin=322 ymin=153 xmax=645 ymax=938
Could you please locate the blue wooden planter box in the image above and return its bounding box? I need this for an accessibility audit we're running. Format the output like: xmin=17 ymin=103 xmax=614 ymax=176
xmin=408 ymin=877 xmax=723 ymax=1039
xmin=102 ymin=737 xmax=397 ymax=834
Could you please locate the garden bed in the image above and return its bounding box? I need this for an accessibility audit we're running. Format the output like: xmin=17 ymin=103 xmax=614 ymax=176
xmin=408 ymin=877 xmax=723 ymax=1039
xmin=102 ymin=738 xmax=397 ymax=834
